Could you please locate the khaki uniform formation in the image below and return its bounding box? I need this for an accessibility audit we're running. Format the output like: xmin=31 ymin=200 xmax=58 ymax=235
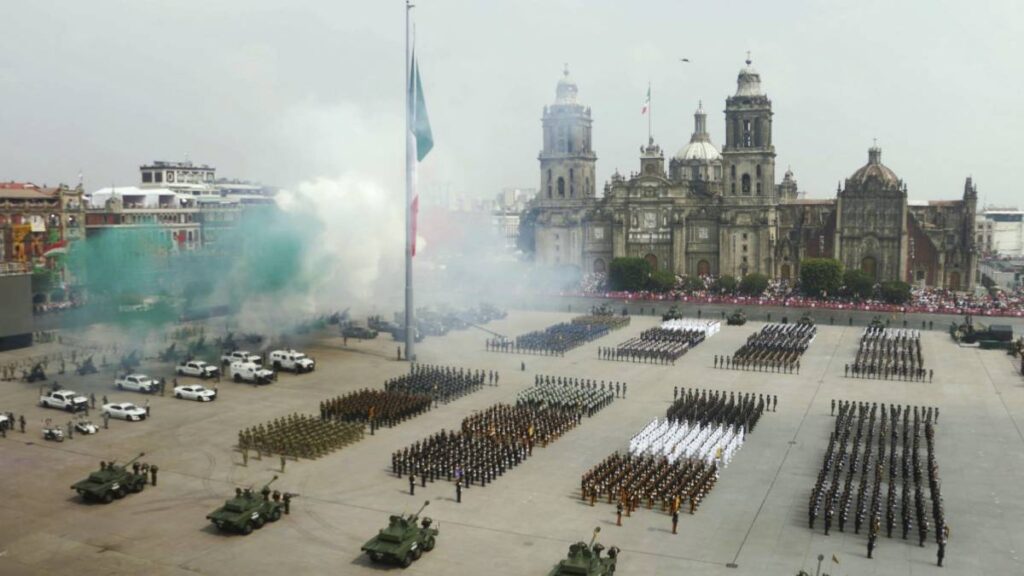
xmin=581 ymin=453 xmax=719 ymax=517
xmin=384 ymin=364 xmax=488 ymax=404
xmin=517 ymin=377 xmax=616 ymax=416
xmin=715 ymin=322 xmax=815 ymax=373
xmin=848 ymin=327 xmax=928 ymax=381
xmin=487 ymin=314 xmax=628 ymax=356
xmin=667 ymin=388 xmax=771 ymax=430
xmin=391 ymin=403 xmax=582 ymax=488
xmin=238 ymin=414 xmax=364 ymax=460
xmin=809 ymin=400 xmax=947 ymax=565
xmin=320 ymin=389 xmax=432 ymax=427
xmin=599 ymin=327 xmax=706 ymax=365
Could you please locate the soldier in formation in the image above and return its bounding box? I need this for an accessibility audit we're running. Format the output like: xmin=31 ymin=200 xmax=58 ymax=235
xmin=718 ymin=323 xmax=815 ymax=373
xmin=238 ymin=414 xmax=364 ymax=461
xmin=599 ymin=325 xmax=707 ymax=364
xmin=320 ymin=389 xmax=432 ymax=428
xmin=807 ymin=399 xmax=946 ymax=561
xmin=391 ymin=403 xmax=580 ymax=488
xmin=384 ymin=364 xmax=487 ymax=404
xmin=518 ymin=376 xmax=618 ymax=416
xmin=849 ymin=327 xmax=927 ymax=381
xmin=487 ymin=315 xmax=627 ymax=355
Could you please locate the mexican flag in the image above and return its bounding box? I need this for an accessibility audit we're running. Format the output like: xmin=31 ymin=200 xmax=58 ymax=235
xmin=641 ymin=85 xmax=651 ymax=115
xmin=409 ymin=51 xmax=432 ymax=257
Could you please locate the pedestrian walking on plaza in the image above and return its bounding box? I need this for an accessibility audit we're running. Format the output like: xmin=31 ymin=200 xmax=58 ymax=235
xmin=19 ymin=415 xmax=26 ymax=433
xmin=409 ymin=473 xmax=416 ymax=496
xmin=67 ymin=420 xmax=73 ymax=439
xmin=149 ymin=464 xmax=158 ymax=486
xmin=521 ymin=361 xmax=525 ymax=371
xmin=616 ymin=502 xmax=623 ymax=526
xmin=103 ymin=412 xmax=110 ymax=429
xmin=145 ymin=400 xmax=151 ymax=417
xmin=397 ymin=346 xmax=402 ymax=361
xmin=280 ymin=455 xmax=286 ymax=473
xmin=283 ymin=492 xmax=292 ymax=514
xmin=90 ymin=393 xmax=96 ymax=409
xmin=672 ymin=509 xmax=679 ymax=534
xmin=456 ymin=480 xmax=462 ymax=503
xmin=242 ymin=448 xmax=248 ymax=467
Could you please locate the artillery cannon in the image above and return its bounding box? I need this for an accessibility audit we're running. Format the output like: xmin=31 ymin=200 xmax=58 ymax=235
xmin=75 ymin=356 xmax=97 ymax=376
xmin=547 ymin=527 xmax=620 ymax=576
xmin=71 ymin=452 xmax=148 ymax=503
xmin=361 ymin=500 xmax=438 ymax=567
xmin=22 ymin=363 xmax=47 ymax=383
xmin=206 ymin=476 xmax=291 ymax=535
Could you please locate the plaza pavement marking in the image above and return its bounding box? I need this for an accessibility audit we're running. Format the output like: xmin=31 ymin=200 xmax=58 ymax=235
xmin=728 ymin=323 xmax=847 ymax=568
xmin=977 ymin=348 xmax=1024 ymax=446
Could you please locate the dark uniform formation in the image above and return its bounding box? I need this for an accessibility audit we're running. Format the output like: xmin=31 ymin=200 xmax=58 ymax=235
xmin=517 ymin=377 xmax=616 ymax=416
xmin=320 ymin=389 xmax=432 ymax=428
xmin=847 ymin=327 xmax=929 ymax=381
xmin=716 ymin=322 xmax=815 ymax=373
xmin=238 ymin=414 xmax=364 ymax=460
xmin=384 ymin=364 xmax=489 ymax=404
xmin=486 ymin=315 xmax=628 ymax=355
xmin=808 ymin=400 xmax=947 ymax=565
xmin=580 ymin=388 xmax=769 ymax=520
xmin=598 ymin=327 xmax=706 ymax=364
xmin=391 ymin=403 xmax=585 ymax=488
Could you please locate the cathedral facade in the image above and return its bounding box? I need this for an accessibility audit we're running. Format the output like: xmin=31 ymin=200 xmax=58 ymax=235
xmin=529 ymin=60 xmax=977 ymax=291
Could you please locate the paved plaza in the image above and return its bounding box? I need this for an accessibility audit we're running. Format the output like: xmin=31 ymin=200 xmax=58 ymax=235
xmin=1 ymin=310 xmax=1022 ymax=575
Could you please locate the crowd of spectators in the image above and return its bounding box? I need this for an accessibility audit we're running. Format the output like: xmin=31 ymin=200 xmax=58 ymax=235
xmin=569 ymin=273 xmax=1024 ymax=317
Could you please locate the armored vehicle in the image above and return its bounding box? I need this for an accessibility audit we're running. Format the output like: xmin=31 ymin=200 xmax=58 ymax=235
xmin=547 ymin=527 xmax=620 ymax=576
xmin=727 ymin=309 xmax=747 ymax=326
xmin=662 ymin=305 xmax=683 ymax=321
xmin=71 ymin=453 xmax=147 ymax=503
xmin=75 ymin=356 xmax=98 ymax=375
xmin=342 ymin=323 xmax=379 ymax=340
xmin=591 ymin=303 xmax=615 ymax=317
xmin=797 ymin=313 xmax=815 ymax=326
xmin=207 ymin=477 xmax=288 ymax=534
xmin=362 ymin=500 xmax=438 ymax=567
xmin=368 ymin=315 xmax=399 ymax=333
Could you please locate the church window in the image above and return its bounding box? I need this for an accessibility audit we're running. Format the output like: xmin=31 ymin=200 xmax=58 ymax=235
xmin=756 ymin=165 xmax=761 ymax=178
xmin=570 ymin=169 xmax=575 ymax=197
xmin=585 ymin=177 xmax=590 ymax=196
xmin=732 ymin=119 xmax=740 ymax=146
xmin=754 ymin=119 xmax=762 ymax=146
xmin=547 ymin=169 xmax=552 ymax=182
xmin=731 ymin=183 xmax=736 ymax=195
xmin=557 ymin=177 xmax=565 ymax=197
xmin=742 ymin=244 xmax=748 ymax=253
xmin=742 ymin=233 xmax=748 ymax=240
xmin=756 ymin=182 xmax=762 ymax=195
xmin=730 ymin=165 xmax=736 ymax=178
xmin=743 ymin=120 xmax=752 ymax=147
xmin=691 ymin=166 xmax=700 ymax=180
xmin=742 ymin=174 xmax=751 ymax=195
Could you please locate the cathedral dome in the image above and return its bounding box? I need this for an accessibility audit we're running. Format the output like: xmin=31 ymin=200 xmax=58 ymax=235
xmin=848 ymin=145 xmax=900 ymax=188
xmin=675 ymin=101 xmax=721 ymax=161
xmin=555 ymin=64 xmax=578 ymax=104
xmin=736 ymin=55 xmax=762 ymax=97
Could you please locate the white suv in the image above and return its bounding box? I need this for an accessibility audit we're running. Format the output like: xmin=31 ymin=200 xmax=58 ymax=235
xmin=269 ymin=349 xmax=315 ymax=373
xmin=115 ymin=374 xmax=158 ymax=393
xmin=221 ymin=350 xmax=262 ymax=366
xmin=230 ymin=361 xmax=274 ymax=384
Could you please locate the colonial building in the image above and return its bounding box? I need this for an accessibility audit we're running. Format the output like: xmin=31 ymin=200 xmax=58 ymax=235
xmin=528 ymin=59 xmax=977 ymax=290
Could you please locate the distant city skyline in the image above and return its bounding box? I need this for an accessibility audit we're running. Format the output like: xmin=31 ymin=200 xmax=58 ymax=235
xmin=1 ymin=1 xmax=1019 ymax=206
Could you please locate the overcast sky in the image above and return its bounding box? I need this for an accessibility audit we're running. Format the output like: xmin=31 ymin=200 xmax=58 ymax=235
xmin=1 ymin=0 xmax=1020 ymax=206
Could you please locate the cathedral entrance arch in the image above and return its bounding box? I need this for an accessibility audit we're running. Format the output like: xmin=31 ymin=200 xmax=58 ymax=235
xmin=697 ymin=259 xmax=711 ymax=276
xmin=948 ymin=271 xmax=961 ymax=291
xmin=644 ymin=253 xmax=658 ymax=271
xmin=593 ymin=258 xmax=606 ymax=274
xmin=780 ymin=263 xmax=791 ymax=281
xmin=861 ymin=256 xmax=878 ymax=281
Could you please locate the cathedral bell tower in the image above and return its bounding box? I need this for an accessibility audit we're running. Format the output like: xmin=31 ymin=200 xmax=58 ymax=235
xmin=722 ymin=54 xmax=776 ymax=201
xmin=539 ymin=65 xmax=597 ymax=201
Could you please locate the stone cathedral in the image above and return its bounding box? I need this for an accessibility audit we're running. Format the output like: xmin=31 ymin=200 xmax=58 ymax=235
xmin=529 ymin=59 xmax=977 ymax=291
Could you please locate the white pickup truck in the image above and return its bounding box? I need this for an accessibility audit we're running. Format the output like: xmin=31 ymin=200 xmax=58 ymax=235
xmin=230 ymin=361 xmax=274 ymax=384
xmin=176 ymin=360 xmax=219 ymax=379
xmin=268 ymin=349 xmax=315 ymax=373
xmin=115 ymin=374 xmax=158 ymax=393
xmin=221 ymin=350 xmax=262 ymax=366
xmin=40 ymin=390 xmax=89 ymax=412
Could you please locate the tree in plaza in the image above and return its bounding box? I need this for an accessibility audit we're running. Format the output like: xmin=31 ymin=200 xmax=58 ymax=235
xmin=647 ymin=269 xmax=676 ymax=292
xmin=716 ymin=274 xmax=737 ymax=294
xmin=800 ymin=258 xmax=843 ymax=298
xmin=608 ymin=257 xmax=652 ymax=291
xmin=739 ymin=272 xmax=769 ymax=296
xmin=842 ymin=269 xmax=874 ymax=300
xmin=879 ymin=281 xmax=911 ymax=304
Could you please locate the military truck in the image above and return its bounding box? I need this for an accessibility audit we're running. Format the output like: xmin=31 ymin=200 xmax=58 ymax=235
xmin=362 ymin=501 xmax=438 ymax=567
xmin=547 ymin=527 xmax=620 ymax=576
xmin=727 ymin=309 xmax=747 ymax=326
xmin=662 ymin=305 xmax=683 ymax=321
xmin=71 ymin=453 xmax=148 ymax=503
xmin=207 ymin=477 xmax=289 ymax=534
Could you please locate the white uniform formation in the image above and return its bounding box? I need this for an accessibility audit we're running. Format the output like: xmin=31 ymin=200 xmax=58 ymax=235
xmin=659 ymin=319 xmax=721 ymax=337
xmin=628 ymin=418 xmax=745 ymax=467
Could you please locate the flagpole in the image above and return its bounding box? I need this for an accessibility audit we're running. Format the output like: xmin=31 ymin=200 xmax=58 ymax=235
xmin=404 ymin=0 xmax=416 ymax=362
xmin=647 ymin=81 xmax=652 ymax=143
